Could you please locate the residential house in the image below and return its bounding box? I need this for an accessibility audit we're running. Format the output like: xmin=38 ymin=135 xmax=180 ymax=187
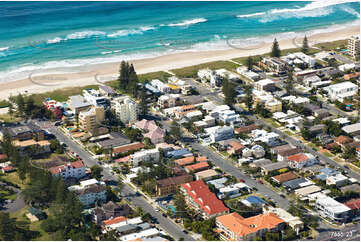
xmin=216 ymin=212 xmax=285 ymax=241
xmin=261 ymin=162 xmax=289 ymax=175
xmin=134 ymin=119 xmax=165 ymax=144
xmin=342 ymin=123 xmax=360 ymax=136
xmin=165 ymin=148 xmax=192 ymax=159
xmin=263 ymin=207 xmax=303 ymax=234
xmin=254 ymin=79 xmax=276 ymax=92
xmin=227 ymin=141 xmax=245 ymax=155
xmin=235 ymin=124 xmax=259 ymax=134
xmin=241 ymin=196 xmax=267 ymax=207
xmin=195 ymin=169 xmax=219 ymax=181
xmin=326 ymin=173 xmax=349 ymax=187
xmin=194 ymin=115 xmax=216 ymax=129
xmin=156 ymin=174 xmax=193 ymax=196
xmin=277 ymin=148 xmax=303 ymax=162
xmin=181 ymin=180 xmax=229 ymax=219
xmin=93 ymin=201 xmax=131 ymax=225
xmin=294 ymin=185 xmax=322 ymax=197
xmin=270 ymin=144 xmax=293 ymax=155
xmin=49 ymin=160 xmax=86 ymax=179
xmin=315 ymin=194 xmax=351 ymax=223
xmin=205 ymin=126 xmax=234 ymax=143
xmin=293 ymin=69 xmax=317 ymax=82
xmin=151 ymin=79 xmax=170 ymax=93
xmin=271 ymin=172 xmax=299 ymax=184
xmin=314 ymin=109 xmax=330 ymax=119
xmin=335 ymin=135 xmax=354 ymax=149
xmin=157 ymin=94 xmax=181 ymax=108
xmin=288 ymin=153 xmax=318 ymax=169
xmin=112 ymin=142 xmax=145 ymax=156
xmin=260 ymin=57 xmax=288 ymax=75
xmin=185 ymin=162 xmax=209 ymax=173
xmin=68 ymin=179 xmax=106 ymax=207
xmin=251 ymin=145 xmax=266 ymax=158
xmin=249 ymin=159 xmax=272 ymax=168
xmin=217 ymin=183 xmax=251 ymax=200
xmin=324 ymin=81 xmax=358 ymax=102
xmin=131 ymin=148 xmax=160 ymax=166
xmin=99 ymin=85 xmax=117 ymax=97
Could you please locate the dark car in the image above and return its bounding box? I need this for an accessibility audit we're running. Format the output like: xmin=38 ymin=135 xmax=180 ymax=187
xmin=239 ymin=178 xmax=245 ymax=183
xmin=183 ymin=230 xmax=188 ymax=234
xmin=54 ymin=121 xmax=62 ymax=126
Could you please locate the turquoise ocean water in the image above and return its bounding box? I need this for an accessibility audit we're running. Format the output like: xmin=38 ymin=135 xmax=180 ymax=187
xmin=0 ymin=1 xmax=359 ymax=82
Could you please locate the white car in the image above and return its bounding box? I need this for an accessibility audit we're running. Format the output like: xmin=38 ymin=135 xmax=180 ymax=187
xmin=155 ymin=208 xmax=159 ymax=212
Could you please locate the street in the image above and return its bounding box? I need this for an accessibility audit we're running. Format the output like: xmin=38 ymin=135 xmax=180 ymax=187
xmin=46 ymin=123 xmax=194 ymax=241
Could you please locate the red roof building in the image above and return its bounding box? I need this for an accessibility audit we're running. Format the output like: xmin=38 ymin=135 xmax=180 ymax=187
xmin=181 ymin=180 xmax=229 ymax=219
xmin=185 ymin=162 xmax=209 ymax=173
xmin=344 ymin=198 xmax=360 ymax=211
xmin=49 ymin=160 xmax=86 ymax=179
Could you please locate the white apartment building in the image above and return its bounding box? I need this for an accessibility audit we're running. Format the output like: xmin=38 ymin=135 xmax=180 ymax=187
xmin=324 ymin=81 xmax=358 ymax=102
xmin=151 ymin=79 xmax=170 ymax=93
xmin=197 ymin=68 xmax=221 ymax=87
xmin=68 ymin=179 xmax=107 ymax=206
xmin=157 ymin=94 xmax=181 ymax=108
xmin=49 ymin=160 xmax=86 ymax=179
xmin=112 ymin=96 xmax=138 ymax=125
xmin=348 ymin=36 xmax=360 ymax=59
xmin=217 ymin=183 xmax=251 ymax=199
xmin=251 ymin=129 xmax=280 ymax=146
xmin=194 ymin=115 xmax=216 ymax=129
xmin=218 ymin=109 xmax=242 ymax=124
xmin=315 ymin=194 xmax=350 ymax=223
xmin=236 ymin=68 xmax=260 ymax=81
xmin=131 ymin=148 xmax=160 ymax=166
xmin=82 ymin=89 xmax=108 ymax=107
xmin=205 ymin=126 xmax=234 ymax=143
xmin=254 ymin=79 xmax=274 ymax=92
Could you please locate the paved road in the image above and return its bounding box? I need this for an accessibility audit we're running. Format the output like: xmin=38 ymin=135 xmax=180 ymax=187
xmin=47 ymin=124 xmax=194 ymax=241
xmin=333 ymin=53 xmax=354 ymax=64
xmin=190 ymin=142 xmax=290 ymax=209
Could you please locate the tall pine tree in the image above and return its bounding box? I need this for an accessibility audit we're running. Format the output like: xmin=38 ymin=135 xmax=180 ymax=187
xmin=270 ymin=38 xmax=281 ymax=57
xmin=301 ymin=35 xmax=309 ymax=54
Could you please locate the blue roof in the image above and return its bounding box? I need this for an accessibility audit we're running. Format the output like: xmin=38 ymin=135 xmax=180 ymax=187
xmin=320 ymin=168 xmax=339 ymax=176
xmin=316 ymin=174 xmax=327 ymax=181
xmin=244 ymin=196 xmax=266 ymax=205
xmin=166 ymin=148 xmax=192 ymax=158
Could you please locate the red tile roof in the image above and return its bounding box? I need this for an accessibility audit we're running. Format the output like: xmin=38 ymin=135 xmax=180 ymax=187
xmin=181 ymin=180 xmax=229 ymax=216
xmin=216 ymin=212 xmax=284 ymax=237
xmin=335 ymin=136 xmax=353 ymax=145
xmin=228 ymin=141 xmax=245 ymax=151
xmin=288 ymin=153 xmax=309 ymax=163
xmin=1 ymin=166 xmax=14 ymax=172
xmin=272 ymin=172 xmax=298 ymax=183
xmin=103 ymin=216 xmax=127 ymax=226
xmin=49 ymin=160 xmax=85 ymax=174
xmin=114 ymin=155 xmax=131 ymax=163
xmin=185 ymin=162 xmax=209 ymax=172
xmin=112 ymin=142 xmax=145 ymax=154
xmin=344 ymin=199 xmax=360 ymax=210
xmin=175 ymin=156 xmax=195 ymax=166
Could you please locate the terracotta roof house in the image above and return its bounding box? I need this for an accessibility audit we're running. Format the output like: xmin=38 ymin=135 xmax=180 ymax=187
xmin=112 ymin=142 xmax=145 ymax=155
xmin=271 ymin=172 xmax=299 ymax=184
xmin=174 ymin=156 xmax=196 ymax=166
xmin=185 ymin=162 xmax=210 ymax=173
xmin=195 ymin=169 xmax=219 ymax=181
xmin=49 ymin=160 xmax=86 ymax=179
xmin=102 ymin=216 xmax=127 ymax=230
xmin=270 ymin=144 xmax=293 ymax=155
xmin=216 ymin=212 xmax=285 ymax=241
xmin=288 ymin=153 xmax=318 ymax=169
xmin=156 ymin=174 xmax=193 ymax=196
xmin=325 ymin=142 xmax=340 ymax=150
xmin=344 ymin=198 xmax=360 ymax=217
xmin=0 ymin=154 xmax=8 ymax=161
xmin=93 ymin=201 xmax=131 ymax=225
xmin=144 ymin=126 xmax=166 ymax=144
xmin=1 ymin=165 xmax=15 ymax=173
xmin=277 ymin=148 xmax=303 ymax=162
xmin=335 ymin=136 xmax=353 ymax=146
xmin=181 ymin=180 xmax=229 ymax=219
xmin=227 ymin=141 xmax=245 ymax=155
xmin=134 ymin=119 xmax=158 ymax=131
xmin=235 ymin=124 xmax=259 ymax=134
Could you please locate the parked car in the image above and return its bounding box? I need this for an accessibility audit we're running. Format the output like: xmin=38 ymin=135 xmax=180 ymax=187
xmin=239 ymin=178 xmax=245 ymax=183
xmin=257 ymin=180 xmax=263 ymax=184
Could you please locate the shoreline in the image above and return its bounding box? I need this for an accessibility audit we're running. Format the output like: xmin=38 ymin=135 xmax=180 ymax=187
xmin=0 ymin=25 xmax=359 ymax=100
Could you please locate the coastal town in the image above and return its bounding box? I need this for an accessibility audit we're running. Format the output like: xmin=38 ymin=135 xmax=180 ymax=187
xmin=0 ymin=33 xmax=360 ymax=241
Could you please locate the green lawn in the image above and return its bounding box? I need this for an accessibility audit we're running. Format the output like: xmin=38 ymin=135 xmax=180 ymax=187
xmin=314 ymin=39 xmax=348 ymax=51
xmin=138 ymin=71 xmax=172 ymax=83
xmin=1 ymin=172 xmax=28 ymax=190
xmin=0 ymin=113 xmax=22 ymax=123
xmin=170 ymin=61 xmax=239 ymax=78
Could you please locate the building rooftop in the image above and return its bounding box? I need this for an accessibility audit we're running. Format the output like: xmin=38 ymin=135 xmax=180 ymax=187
xmin=344 ymin=198 xmax=360 ymax=210
xmin=195 ymin=169 xmax=218 ymax=179
xmin=185 ymin=162 xmax=209 ymax=172
xmin=262 ymin=161 xmax=289 ymax=172
xmin=272 ymin=172 xmax=299 ymax=184
xmin=216 ymin=212 xmax=284 ymax=237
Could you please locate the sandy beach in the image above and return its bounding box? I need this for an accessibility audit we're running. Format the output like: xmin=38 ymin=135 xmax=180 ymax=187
xmin=0 ymin=25 xmax=359 ymax=100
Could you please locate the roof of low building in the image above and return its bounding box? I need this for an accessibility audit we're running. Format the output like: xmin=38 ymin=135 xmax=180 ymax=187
xmin=112 ymin=142 xmax=145 ymax=154
xmin=272 ymin=172 xmax=299 ymax=183
xmin=344 ymin=198 xmax=360 ymax=210
xmin=185 ymin=162 xmax=209 ymax=172
xmin=103 ymin=216 xmax=127 ymax=226
xmin=335 ymin=135 xmax=353 ymax=144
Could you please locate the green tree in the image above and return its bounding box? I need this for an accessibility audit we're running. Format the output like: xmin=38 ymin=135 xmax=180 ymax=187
xmin=244 ymin=85 xmax=253 ymax=112
xmin=222 ymin=78 xmax=236 ymax=106
xmin=301 ymin=35 xmax=309 ymax=54
xmin=139 ymin=86 xmax=148 ymax=117
xmin=15 ymin=93 xmax=25 ymax=117
xmin=271 ymin=38 xmax=281 ymax=57
xmin=246 ymin=56 xmax=253 ymax=70
xmin=90 ymin=165 xmax=103 ymax=179
xmin=170 ymin=121 xmax=181 ymax=140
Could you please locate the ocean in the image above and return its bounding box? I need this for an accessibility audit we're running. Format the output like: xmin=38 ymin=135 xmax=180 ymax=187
xmin=0 ymin=0 xmax=359 ymax=82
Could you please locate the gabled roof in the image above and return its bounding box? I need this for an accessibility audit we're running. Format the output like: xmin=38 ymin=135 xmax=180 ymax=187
xmin=335 ymin=135 xmax=353 ymax=144
xmin=49 ymin=160 xmax=85 ymax=174
xmin=174 ymin=156 xmax=195 ymax=166
xmin=181 ymin=180 xmax=229 ymax=216
xmin=272 ymin=171 xmax=299 ymax=183
xmin=112 ymin=142 xmax=145 ymax=154
xmin=103 ymin=216 xmax=127 ymax=226
xmin=344 ymin=199 xmax=360 ymax=210
xmin=185 ymin=162 xmax=209 ymax=172
xmin=288 ymin=153 xmax=309 ymax=163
